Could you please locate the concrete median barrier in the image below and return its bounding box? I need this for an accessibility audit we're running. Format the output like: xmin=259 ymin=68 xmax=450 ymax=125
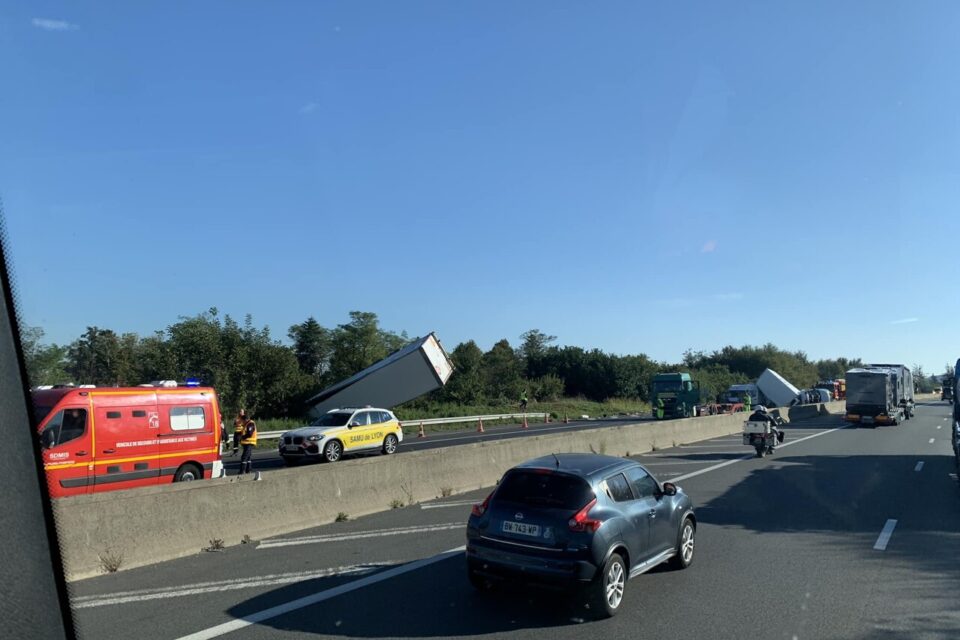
xmin=53 ymin=401 xmax=846 ymax=580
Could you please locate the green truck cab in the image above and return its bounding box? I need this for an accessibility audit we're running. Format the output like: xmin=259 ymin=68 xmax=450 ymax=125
xmin=651 ymin=372 xmax=701 ymax=419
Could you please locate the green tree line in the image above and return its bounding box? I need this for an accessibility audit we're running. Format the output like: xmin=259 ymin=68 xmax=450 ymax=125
xmin=24 ymin=313 xmax=870 ymax=419
xmin=425 ymin=330 xmax=865 ymax=409
xmin=23 ymin=309 xmax=407 ymax=419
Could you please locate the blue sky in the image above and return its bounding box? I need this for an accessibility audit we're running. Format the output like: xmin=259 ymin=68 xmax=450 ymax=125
xmin=2 ymin=2 xmax=959 ymax=373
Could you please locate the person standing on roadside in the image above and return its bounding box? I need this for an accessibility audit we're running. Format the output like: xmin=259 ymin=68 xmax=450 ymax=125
xmin=743 ymin=391 xmax=752 ymax=413
xmin=232 ymin=409 xmax=246 ymax=456
xmin=239 ymin=411 xmax=257 ymax=475
xmin=519 ymin=391 xmax=528 ymax=413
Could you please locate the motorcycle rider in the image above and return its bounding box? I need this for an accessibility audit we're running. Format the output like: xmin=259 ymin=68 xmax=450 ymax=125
xmin=748 ymin=405 xmax=783 ymax=450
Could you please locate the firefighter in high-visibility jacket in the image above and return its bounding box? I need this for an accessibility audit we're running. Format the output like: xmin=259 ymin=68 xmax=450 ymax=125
xmin=232 ymin=410 xmax=246 ymax=456
xmin=239 ymin=414 xmax=257 ymax=475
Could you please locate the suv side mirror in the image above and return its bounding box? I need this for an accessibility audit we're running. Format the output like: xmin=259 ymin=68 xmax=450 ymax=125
xmin=661 ymin=482 xmax=678 ymax=496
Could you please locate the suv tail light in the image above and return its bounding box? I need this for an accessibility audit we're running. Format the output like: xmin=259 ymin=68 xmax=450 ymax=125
xmin=568 ymin=497 xmax=601 ymax=532
xmin=471 ymin=491 xmax=493 ymax=517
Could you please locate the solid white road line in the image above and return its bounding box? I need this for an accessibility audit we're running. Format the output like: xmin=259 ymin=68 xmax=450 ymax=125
xmin=678 ymin=444 xmax=745 ymax=449
xmin=914 ymin=461 xmax=925 ymax=472
xmin=176 ymin=546 xmax=466 ymax=640
xmin=420 ymin=500 xmax=477 ymax=510
xmin=642 ymin=460 xmax=729 ymax=466
xmin=72 ymin=564 xmax=396 ymax=609
xmin=257 ymin=523 xmax=463 ymax=549
xmin=873 ymin=519 xmax=898 ymax=551
xmin=671 ymin=424 xmax=849 ymax=484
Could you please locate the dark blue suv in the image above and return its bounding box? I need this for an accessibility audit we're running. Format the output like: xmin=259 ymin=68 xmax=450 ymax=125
xmin=466 ymin=453 xmax=696 ymax=618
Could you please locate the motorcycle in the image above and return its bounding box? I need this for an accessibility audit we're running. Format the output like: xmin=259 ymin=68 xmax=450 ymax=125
xmin=742 ymin=417 xmax=785 ymax=457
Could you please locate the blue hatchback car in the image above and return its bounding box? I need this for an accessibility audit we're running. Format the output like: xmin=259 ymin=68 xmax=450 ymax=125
xmin=466 ymin=453 xmax=696 ymax=618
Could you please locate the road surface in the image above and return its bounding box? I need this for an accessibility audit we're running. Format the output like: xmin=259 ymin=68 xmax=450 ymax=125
xmin=71 ymin=401 xmax=960 ymax=640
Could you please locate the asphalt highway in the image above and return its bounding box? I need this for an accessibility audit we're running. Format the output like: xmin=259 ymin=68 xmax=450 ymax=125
xmin=222 ymin=416 xmax=654 ymax=475
xmin=72 ymin=401 xmax=960 ymax=640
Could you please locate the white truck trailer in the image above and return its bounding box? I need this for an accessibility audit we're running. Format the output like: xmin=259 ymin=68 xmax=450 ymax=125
xmin=756 ymin=368 xmax=801 ymax=407
xmin=306 ymin=332 xmax=454 ymax=415
xmin=724 ymin=368 xmax=801 ymax=408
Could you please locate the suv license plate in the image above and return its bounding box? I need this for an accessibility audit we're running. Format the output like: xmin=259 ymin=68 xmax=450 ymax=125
xmin=502 ymin=521 xmax=540 ymax=537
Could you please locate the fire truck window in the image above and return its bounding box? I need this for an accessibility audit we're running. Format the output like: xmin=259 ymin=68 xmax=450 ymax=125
xmin=42 ymin=409 xmax=87 ymax=448
xmin=170 ymin=406 xmax=207 ymax=431
xmin=39 ymin=412 xmax=63 ymax=449
xmin=132 ymin=410 xmax=147 ymax=418
xmin=106 ymin=411 xmax=121 ymax=419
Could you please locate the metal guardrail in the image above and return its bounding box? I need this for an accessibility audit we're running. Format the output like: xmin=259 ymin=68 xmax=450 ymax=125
xmin=257 ymin=412 xmax=549 ymax=440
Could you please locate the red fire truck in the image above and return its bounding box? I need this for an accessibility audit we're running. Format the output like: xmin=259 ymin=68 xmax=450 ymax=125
xmin=33 ymin=383 xmax=224 ymax=498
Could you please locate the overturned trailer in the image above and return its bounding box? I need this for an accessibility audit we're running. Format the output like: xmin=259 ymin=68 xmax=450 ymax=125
xmin=756 ymin=369 xmax=801 ymax=407
xmin=307 ymin=333 xmax=454 ymax=416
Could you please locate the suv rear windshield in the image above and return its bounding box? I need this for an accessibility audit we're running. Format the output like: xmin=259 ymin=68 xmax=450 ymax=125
xmin=310 ymin=412 xmax=352 ymax=427
xmin=495 ymin=470 xmax=594 ymax=510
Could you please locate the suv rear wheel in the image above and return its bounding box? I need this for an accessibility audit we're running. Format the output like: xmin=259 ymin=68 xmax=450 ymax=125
xmin=586 ymin=552 xmax=626 ymax=619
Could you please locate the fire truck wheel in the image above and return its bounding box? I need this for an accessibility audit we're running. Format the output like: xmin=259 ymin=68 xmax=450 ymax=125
xmin=174 ymin=463 xmax=202 ymax=482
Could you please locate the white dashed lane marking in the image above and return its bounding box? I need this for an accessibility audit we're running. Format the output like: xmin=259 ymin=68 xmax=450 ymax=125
xmin=873 ymin=519 xmax=898 ymax=551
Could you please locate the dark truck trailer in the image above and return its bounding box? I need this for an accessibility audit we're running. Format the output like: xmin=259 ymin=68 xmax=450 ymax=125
xmin=865 ymin=363 xmax=915 ymax=419
xmin=845 ymin=368 xmax=903 ymax=427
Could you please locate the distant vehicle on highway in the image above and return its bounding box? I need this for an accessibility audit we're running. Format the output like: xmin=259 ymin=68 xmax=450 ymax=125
xmin=650 ymin=372 xmax=701 ymax=419
xmin=278 ymin=407 xmax=403 ymax=464
xmin=845 ymin=368 xmax=904 ymax=426
xmin=865 ymin=363 xmax=915 ymax=419
xmin=33 ymin=382 xmax=224 ymax=498
xmin=466 ymin=453 xmax=696 ymax=619
xmin=942 ymin=377 xmax=954 ymax=403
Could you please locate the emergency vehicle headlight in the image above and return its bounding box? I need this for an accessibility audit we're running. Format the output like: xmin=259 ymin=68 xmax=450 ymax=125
xmin=308 ymin=434 xmax=323 ymax=442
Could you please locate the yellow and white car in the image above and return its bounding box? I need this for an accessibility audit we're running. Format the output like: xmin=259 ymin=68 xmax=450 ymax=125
xmin=278 ymin=407 xmax=403 ymax=464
